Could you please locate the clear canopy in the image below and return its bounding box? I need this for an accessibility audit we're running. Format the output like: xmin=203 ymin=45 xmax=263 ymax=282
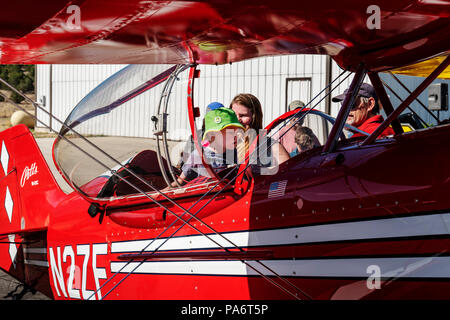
xmin=53 ymin=64 xmax=198 ymax=201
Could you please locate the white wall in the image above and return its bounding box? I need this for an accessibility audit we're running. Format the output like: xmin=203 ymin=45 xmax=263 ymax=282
xmin=35 ymin=64 xmax=51 ymax=128
xmin=36 ymin=55 xmax=360 ymax=140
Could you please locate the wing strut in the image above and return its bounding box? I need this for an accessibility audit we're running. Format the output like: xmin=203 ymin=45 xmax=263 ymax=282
xmin=379 ymin=78 xmax=429 ymax=128
xmin=362 ymin=54 xmax=450 ymax=145
xmin=323 ymin=63 xmax=367 ymax=153
xmin=388 ymin=71 xmax=441 ymax=124
xmin=368 ymin=72 xmax=404 ymax=135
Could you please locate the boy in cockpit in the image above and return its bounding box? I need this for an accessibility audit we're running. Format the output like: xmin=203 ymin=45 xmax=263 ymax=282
xmin=170 ymin=107 xmax=245 ymax=187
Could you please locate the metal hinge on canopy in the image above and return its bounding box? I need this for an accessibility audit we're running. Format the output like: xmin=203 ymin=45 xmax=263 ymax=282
xmin=151 ymin=113 xmax=168 ymax=136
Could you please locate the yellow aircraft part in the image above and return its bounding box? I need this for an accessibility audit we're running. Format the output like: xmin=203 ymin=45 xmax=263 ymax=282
xmin=388 ymin=124 xmax=413 ymax=133
xmin=401 ymin=124 xmax=413 ymax=132
xmin=389 ymin=54 xmax=450 ymax=79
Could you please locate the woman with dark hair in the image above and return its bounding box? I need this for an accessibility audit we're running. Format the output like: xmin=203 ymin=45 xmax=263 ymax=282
xmin=230 ymin=93 xmax=290 ymax=171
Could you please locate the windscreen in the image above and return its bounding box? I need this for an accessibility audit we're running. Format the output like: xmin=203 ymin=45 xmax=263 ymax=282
xmin=53 ymin=64 xmax=196 ymax=200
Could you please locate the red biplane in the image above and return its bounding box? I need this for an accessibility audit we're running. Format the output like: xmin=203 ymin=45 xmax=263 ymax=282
xmin=0 ymin=0 xmax=449 ymax=300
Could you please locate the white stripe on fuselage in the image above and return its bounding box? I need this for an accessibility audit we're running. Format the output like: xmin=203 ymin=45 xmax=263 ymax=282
xmin=110 ymin=256 xmax=450 ymax=278
xmin=24 ymin=259 xmax=49 ymax=267
xmin=111 ymin=212 xmax=450 ymax=253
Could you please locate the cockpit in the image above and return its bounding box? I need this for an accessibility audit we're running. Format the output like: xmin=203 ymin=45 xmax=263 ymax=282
xmin=53 ymin=63 xmax=373 ymax=207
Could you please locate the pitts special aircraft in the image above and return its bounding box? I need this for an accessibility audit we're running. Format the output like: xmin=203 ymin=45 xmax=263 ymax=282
xmin=0 ymin=0 xmax=450 ymax=300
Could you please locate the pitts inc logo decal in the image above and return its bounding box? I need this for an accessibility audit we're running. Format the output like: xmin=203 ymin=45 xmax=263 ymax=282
xmin=20 ymin=162 xmax=38 ymax=187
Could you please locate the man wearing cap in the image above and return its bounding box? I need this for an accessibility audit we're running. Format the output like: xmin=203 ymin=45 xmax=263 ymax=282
xmin=332 ymin=83 xmax=394 ymax=138
xmin=171 ymin=107 xmax=245 ymax=187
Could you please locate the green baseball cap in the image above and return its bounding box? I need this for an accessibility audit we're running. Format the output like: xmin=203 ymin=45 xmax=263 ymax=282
xmin=203 ymin=107 xmax=245 ymax=140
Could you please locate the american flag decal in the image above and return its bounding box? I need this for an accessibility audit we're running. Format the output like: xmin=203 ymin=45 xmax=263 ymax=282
xmin=268 ymin=180 xmax=288 ymax=198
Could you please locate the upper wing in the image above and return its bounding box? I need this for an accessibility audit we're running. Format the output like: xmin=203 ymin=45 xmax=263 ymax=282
xmin=0 ymin=0 xmax=449 ymax=72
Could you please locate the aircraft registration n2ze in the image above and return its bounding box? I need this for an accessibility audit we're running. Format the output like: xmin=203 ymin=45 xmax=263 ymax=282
xmin=0 ymin=0 xmax=450 ymax=300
